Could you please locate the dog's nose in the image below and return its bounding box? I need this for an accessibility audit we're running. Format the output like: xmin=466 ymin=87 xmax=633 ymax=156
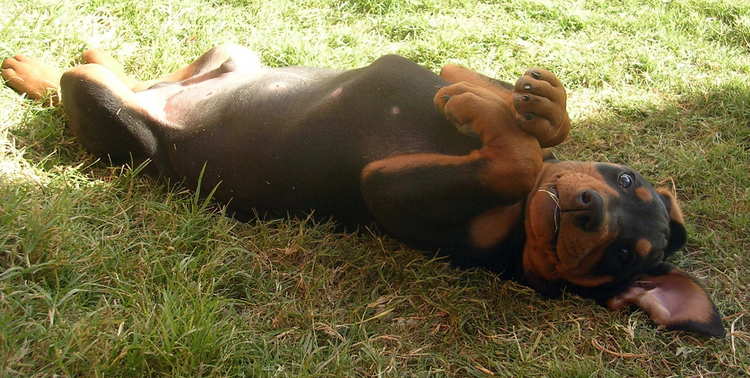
xmin=574 ymin=189 xmax=604 ymax=232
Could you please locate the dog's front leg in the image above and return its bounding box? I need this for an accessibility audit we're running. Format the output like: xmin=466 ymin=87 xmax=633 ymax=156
xmin=360 ymin=152 xmax=525 ymax=251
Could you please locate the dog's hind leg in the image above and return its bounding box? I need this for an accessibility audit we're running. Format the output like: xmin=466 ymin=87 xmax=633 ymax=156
xmin=82 ymin=44 xmax=263 ymax=92
xmin=58 ymin=64 xmax=163 ymax=164
xmin=3 ymin=44 xmax=263 ymax=167
xmin=1 ymin=54 xmax=63 ymax=105
xmin=146 ymin=44 xmax=262 ymax=86
xmin=2 ymin=54 xmax=162 ymax=165
xmin=2 ymin=43 xmax=262 ymax=102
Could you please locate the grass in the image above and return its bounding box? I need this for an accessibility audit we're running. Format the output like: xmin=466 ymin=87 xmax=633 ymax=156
xmin=1 ymin=0 xmax=748 ymax=375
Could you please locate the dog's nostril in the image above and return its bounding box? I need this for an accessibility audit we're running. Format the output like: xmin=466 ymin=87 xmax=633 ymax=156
xmin=579 ymin=190 xmax=594 ymax=205
xmin=573 ymin=190 xmax=603 ymax=231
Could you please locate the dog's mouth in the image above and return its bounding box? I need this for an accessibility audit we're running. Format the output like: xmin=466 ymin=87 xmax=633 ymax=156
xmin=532 ymin=183 xmax=598 ymax=263
xmin=535 ymin=183 xmax=598 ymax=248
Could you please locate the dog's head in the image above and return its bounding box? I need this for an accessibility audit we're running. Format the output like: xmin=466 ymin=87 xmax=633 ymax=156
xmin=522 ymin=160 xmax=724 ymax=337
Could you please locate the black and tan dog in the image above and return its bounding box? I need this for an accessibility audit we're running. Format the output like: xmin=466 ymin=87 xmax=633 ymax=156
xmin=1 ymin=44 xmax=724 ymax=337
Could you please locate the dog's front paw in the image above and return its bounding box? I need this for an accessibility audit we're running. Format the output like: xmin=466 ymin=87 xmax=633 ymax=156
xmin=513 ymin=69 xmax=570 ymax=147
xmin=434 ymin=81 xmax=511 ymax=138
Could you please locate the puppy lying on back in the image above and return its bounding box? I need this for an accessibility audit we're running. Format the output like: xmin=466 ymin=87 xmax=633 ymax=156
xmin=1 ymin=44 xmax=724 ymax=337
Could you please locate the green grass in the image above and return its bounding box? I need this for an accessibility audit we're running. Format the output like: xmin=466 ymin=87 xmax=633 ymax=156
xmin=1 ymin=0 xmax=749 ymax=375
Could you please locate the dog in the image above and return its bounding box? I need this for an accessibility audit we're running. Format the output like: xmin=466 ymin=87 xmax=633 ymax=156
xmin=1 ymin=44 xmax=724 ymax=337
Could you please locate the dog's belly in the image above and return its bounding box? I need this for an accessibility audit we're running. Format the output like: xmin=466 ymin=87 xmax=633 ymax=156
xmin=138 ymin=55 xmax=481 ymax=217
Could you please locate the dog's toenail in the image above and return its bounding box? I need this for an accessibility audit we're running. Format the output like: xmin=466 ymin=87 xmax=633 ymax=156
xmin=523 ymin=84 xmax=532 ymax=90
xmin=442 ymin=95 xmax=451 ymax=101
xmin=531 ymin=71 xmax=541 ymax=79
xmin=524 ymin=113 xmax=534 ymax=120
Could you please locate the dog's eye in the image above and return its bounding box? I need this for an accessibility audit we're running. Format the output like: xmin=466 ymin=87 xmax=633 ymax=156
xmin=617 ymin=173 xmax=634 ymax=188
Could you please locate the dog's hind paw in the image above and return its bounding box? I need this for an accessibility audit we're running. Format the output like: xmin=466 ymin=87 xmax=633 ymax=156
xmin=2 ymin=54 xmax=62 ymax=105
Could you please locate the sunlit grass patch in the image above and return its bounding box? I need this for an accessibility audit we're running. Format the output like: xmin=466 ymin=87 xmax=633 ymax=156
xmin=1 ymin=0 xmax=748 ymax=375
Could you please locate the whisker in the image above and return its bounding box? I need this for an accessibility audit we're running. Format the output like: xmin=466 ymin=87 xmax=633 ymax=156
xmin=537 ymin=189 xmax=560 ymax=233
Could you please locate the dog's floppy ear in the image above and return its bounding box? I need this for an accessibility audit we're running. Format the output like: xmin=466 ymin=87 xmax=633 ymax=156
xmin=656 ymin=187 xmax=687 ymax=256
xmin=607 ymin=263 xmax=725 ymax=337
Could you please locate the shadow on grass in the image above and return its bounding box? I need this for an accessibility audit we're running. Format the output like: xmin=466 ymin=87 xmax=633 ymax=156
xmin=560 ymin=79 xmax=749 ymax=166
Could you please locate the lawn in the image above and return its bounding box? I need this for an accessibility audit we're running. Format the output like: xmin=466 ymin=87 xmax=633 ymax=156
xmin=1 ymin=0 xmax=748 ymax=376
